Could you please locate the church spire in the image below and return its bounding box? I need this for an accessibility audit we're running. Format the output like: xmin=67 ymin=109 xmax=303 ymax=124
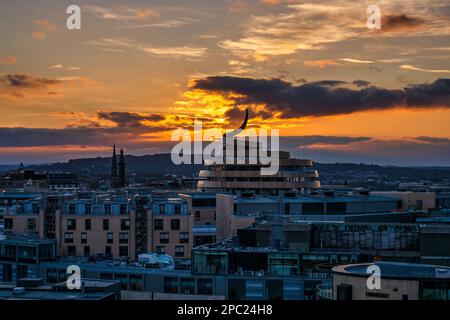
xmin=111 ymin=144 xmax=118 ymax=187
xmin=118 ymin=149 xmax=126 ymax=188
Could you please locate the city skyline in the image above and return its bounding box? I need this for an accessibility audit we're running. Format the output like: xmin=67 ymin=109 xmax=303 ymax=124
xmin=0 ymin=0 xmax=450 ymax=165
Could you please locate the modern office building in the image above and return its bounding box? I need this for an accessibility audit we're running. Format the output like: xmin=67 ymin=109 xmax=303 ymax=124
xmin=197 ymin=110 xmax=320 ymax=195
xmin=215 ymin=191 xmax=405 ymax=240
xmin=0 ymin=238 xmax=56 ymax=283
xmin=331 ymin=262 xmax=450 ymax=300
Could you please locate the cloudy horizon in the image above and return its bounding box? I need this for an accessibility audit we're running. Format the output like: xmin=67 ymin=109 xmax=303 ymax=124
xmin=1 ymin=0 xmax=449 ymax=166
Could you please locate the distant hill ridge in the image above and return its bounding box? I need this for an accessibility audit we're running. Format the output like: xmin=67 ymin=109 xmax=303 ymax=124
xmin=21 ymin=153 xmax=450 ymax=179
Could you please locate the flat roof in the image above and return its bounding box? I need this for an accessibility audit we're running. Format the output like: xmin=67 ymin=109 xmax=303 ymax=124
xmin=178 ymin=192 xmax=217 ymax=198
xmin=40 ymin=261 xmax=192 ymax=277
xmin=332 ymin=261 xmax=450 ymax=280
xmin=0 ymin=290 xmax=113 ymax=300
xmin=232 ymin=194 xmax=401 ymax=204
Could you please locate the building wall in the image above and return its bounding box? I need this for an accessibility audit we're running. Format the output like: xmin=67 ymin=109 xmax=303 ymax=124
xmin=178 ymin=194 xmax=216 ymax=227
xmin=216 ymin=194 xmax=235 ymax=240
xmin=148 ymin=211 xmax=193 ymax=259
xmin=372 ymin=192 xmax=436 ymax=211
xmin=2 ymin=214 xmax=39 ymax=236
xmin=333 ymin=273 xmax=419 ymax=300
xmin=58 ymin=214 xmax=135 ymax=260
xmin=230 ymin=215 xmax=256 ymax=238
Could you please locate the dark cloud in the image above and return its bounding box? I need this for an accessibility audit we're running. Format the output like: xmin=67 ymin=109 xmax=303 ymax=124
xmin=0 ymin=74 xmax=60 ymax=89
xmin=382 ymin=14 xmax=424 ymax=32
xmin=0 ymin=122 xmax=172 ymax=148
xmin=406 ymin=79 xmax=450 ymax=107
xmin=97 ymin=111 xmax=165 ymax=128
xmin=281 ymin=136 xmax=372 ymax=148
xmin=0 ymin=127 xmax=120 ymax=147
xmin=309 ymin=80 xmax=346 ymax=87
xmin=413 ymin=136 xmax=450 ymax=144
xmin=353 ymin=80 xmax=370 ymax=87
xmin=192 ymin=76 xmax=450 ymax=118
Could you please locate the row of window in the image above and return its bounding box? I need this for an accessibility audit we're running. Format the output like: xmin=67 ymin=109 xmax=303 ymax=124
xmin=159 ymin=232 xmax=189 ymax=244
xmin=3 ymin=218 xmax=36 ymax=231
xmin=66 ymin=219 xmax=130 ymax=231
xmin=65 ymin=245 xmax=129 ymax=257
xmin=154 ymin=219 xmax=181 ymax=230
xmin=67 ymin=203 xmax=128 ymax=215
xmin=64 ymin=232 xmax=129 ymax=244
xmin=156 ymin=245 xmax=185 ymax=257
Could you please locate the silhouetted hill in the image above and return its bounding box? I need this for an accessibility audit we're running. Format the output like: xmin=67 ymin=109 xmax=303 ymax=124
xmin=22 ymin=154 xmax=450 ymax=181
xmin=0 ymin=165 xmax=17 ymax=172
xmin=28 ymin=154 xmax=203 ymax=177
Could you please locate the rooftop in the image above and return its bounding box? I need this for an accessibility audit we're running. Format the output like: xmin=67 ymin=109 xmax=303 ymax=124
xmin=332 ymin=261 xmax=450 ymax=280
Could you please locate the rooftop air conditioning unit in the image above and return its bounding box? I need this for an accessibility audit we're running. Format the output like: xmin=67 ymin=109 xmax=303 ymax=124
xmin=13 ymin=287 xmax=26 ymax=295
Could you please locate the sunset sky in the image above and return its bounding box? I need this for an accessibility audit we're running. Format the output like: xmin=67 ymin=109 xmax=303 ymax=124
xmin=0 ymin=0 xmax=449 ymax=165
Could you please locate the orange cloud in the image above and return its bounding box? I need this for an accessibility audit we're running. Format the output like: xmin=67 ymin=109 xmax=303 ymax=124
xmin=34 ymin=19 xmax=58 ymax=30
xmin=32 ymin=31 xmax=46 ymax=40
xmin=0 ymin=56 xmax=18 ymax=65
xmin=304 ymin=60 xmax=340 ymax=69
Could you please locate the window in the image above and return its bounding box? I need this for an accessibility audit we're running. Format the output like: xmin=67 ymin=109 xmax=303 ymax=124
xmin=175 ymin=205 xmax=181 ymax=215
xmin=81 ymin=232 xmax=87 ymax=244
xmin=115 ymin=274 xmax=128 ymax=290
xmin=85 ymin=204 xmax=91 ymax=215
xmin=68 ymin=204 xmax=76 ymax=215
xmin=121 ymin=219 xmax=130 ymax=230
xmin=103 ymin=219 xmax=109 ymax=231
xmin=85 ymin=219 xmax=91 ymax=231
xmin=84 ymin=246 xmax=90 ymax=256
xmin=160 ymin=233 xmax=169 ymax=244
xmin=198 ymin=279 xmax=213 ymax=295
xmin=64 ymin=232 xmax=74 ymax=244
xmin=130 ymin=275 xmax=143 ymax=291
xmin=120 ymin=204 xmax=127 ymax=215
xmin=195 ymin=211 xmax=200 ymax=219
xmin=159 ymin=204 xmax=165 ymax=215
xmin=46 ymin=269 xmax=58 ymax=284
xmin=119 ymin=246 xmax=129 ymax=257
xmin=416 ymin=200 xmax=423 ymax=210
xmin=67 ymin=219 xmax=76 ymax=230
xmin=119 ymin=233 xmax=129 ymax=244
xmin=4 ymin=218 xmax=13 ymax=230
xmin=32 ymin=203 xmax=39 ymax=214
xmin=180 ymin=278 xmax=195 ymax=295
xmin=171 ymin=219 xmax=180 ymax=230
xmin=175 ymin=246 xmax=184 ymax=257
xmin=180 ymin=232 xmax=189 ymax=244
xmin=107 ymin=232 xmax=114 ymax=244
xmin=154 ymin=219 xmax=164 ymax=230
xmin=156 ymin=246 xmax=165 ymax=254
xmin=105 ymin=246 xmax=112 ymax=257
xmin=104 ymin=204 xmax=111 ymax=215
xmin=67 ymin=246 xmax=76 ymax=256
xmin=27 ymin=218 xmax=36 ymax=231
xmin=164 ymin=277 xmax=178 ymax=294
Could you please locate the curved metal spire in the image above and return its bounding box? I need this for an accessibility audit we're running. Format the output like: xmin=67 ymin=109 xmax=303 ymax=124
xmin=238 ymin=108 xmax=249 ymax=131
xmin=225 ymin=108 xmax=248 ymax=138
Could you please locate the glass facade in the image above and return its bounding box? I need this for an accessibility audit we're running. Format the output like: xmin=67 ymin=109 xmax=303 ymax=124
xmin=267 ymin=252 xmax=299 ymax=276
xmin=192 ymin=250 xmax=228 ymax=275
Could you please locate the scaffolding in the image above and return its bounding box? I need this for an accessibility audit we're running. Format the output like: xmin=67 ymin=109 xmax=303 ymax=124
xmin=44 ymin=195 xmax=59 ymax=239
xmin=134 ymin=195 xmax=150 ymax=256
